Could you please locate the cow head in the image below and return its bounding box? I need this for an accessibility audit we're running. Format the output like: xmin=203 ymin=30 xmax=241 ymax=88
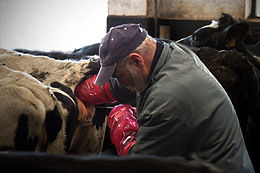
xmin=178 ymin=13 xmax=250 ymax=50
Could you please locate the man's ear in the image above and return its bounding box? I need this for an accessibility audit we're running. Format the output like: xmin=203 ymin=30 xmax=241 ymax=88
xmin=128 ymin=53 xmax=144 ymax=66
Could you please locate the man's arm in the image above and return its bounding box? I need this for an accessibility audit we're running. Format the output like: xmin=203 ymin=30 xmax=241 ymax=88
xmin=107 ymin=104 xmax=138 ymax=156
xmin=75 ymin=74 xmax=136 ymax=106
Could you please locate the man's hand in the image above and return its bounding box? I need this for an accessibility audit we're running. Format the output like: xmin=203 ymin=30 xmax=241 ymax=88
xmin=107 ymin=104 xmax=139 ymax=156
xmin=75 ymin=74 xmax=117 ymax=105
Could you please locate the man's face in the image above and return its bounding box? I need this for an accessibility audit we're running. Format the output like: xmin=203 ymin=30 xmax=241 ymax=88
xmin=113 ymin=59 xmax=146 ymax=94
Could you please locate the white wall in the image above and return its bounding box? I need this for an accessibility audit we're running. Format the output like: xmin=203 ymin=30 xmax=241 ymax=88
xmin=0 ymin=0 xmax=108 ymax=51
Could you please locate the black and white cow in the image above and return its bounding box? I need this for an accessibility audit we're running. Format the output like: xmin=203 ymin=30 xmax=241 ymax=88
xmin=0 ymin=48 xmax=100 ymax=91
xmin=0 ymin=64 xmax=90 ymax=153
xmin=177 ymin=13 xmax=260 ymax=65
xmin=0 ymin=49 xmax=114 ymax=155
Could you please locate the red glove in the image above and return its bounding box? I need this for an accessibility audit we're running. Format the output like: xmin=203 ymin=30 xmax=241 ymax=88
xmin=107 ymin=104 xmax=139 ymax=156
xmin=75 ymin=74 xmax=117 ymax=105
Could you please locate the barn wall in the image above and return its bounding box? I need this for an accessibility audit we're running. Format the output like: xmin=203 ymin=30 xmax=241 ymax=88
xmin=107 ymin=0 xmax=260 ymax=40
xmin=107 ymin=0 xmax=156 ymax=37
xmin=108 ymin=0 xmax=252 ymax=19
xmin=157 ymin=0 xmax=247 ymax=20
xmin=108 ymin=0 xmax=147 ymax=16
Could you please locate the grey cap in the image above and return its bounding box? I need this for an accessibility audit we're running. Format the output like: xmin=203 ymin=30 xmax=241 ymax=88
xmin=95 ymin=23 xmax=148 ymax=86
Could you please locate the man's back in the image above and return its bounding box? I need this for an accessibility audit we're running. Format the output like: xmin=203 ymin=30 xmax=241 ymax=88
xmin=132 ymin=42 xmax=254 ymax=173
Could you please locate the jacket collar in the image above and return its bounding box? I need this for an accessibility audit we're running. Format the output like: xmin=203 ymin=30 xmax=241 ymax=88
xmin=138 ymin=42 xmax=174 ymax=96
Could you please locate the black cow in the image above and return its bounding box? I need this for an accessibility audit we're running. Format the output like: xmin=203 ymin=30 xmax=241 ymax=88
xmin=14 ymin=43 xmax=100 ymax=60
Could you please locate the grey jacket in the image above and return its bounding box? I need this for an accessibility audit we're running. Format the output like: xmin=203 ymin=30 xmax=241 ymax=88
xmin=128 ymin=42 xmax=254 ymax=173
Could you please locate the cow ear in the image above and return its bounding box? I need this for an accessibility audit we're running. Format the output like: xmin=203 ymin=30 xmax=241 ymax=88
xmin=225 ymin=22 xmax=249 ymax=48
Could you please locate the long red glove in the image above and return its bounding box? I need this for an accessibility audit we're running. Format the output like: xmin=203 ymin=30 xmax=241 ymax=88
xmin=75 ymin=74 xmax=117 ymax=105
xmin=107 ymin=104 xmax=139 ymax=156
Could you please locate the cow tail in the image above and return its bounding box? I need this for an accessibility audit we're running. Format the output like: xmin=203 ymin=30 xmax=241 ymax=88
xmin=36 ymin=86 xmax=67 ymax=152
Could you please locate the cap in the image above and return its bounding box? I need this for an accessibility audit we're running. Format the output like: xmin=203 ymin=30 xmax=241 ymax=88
xmin=95 ymin=23 xmax=148 ymax=85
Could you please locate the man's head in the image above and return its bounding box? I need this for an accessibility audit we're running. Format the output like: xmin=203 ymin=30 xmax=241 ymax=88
xmin=95 ymin=24 xmax=148 ymax=90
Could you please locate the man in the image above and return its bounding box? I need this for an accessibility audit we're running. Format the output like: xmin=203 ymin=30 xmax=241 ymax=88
xmin=75 ymin=24 xmax=254 ymax=173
